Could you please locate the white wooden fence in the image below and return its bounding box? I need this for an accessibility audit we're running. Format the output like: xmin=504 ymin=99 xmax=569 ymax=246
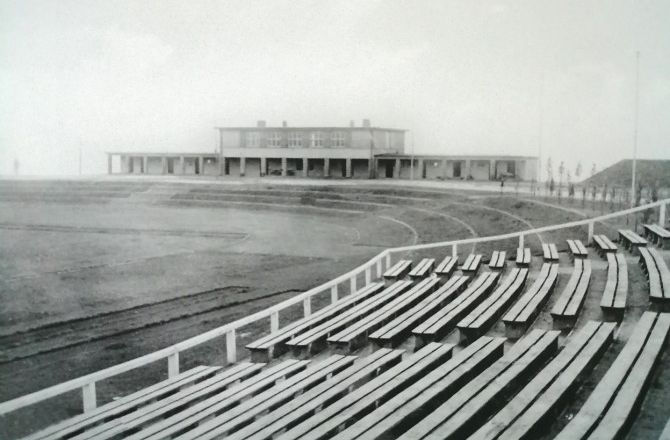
xmin=0 ymin=198 xmax=666 ymax=417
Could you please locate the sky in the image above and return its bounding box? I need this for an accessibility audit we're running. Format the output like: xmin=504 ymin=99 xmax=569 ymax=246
xmin=1 ymin=0 xmax=669 ymax=178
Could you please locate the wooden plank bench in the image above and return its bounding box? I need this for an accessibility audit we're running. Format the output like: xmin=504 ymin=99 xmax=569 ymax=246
xmin=502 ymin=263 xmax=559 ymax=339
xmin=550 ymin=258 xmax=592 ymax=330
xmin=63 ymin=362 xmax=267 ymax=440
xmin=643 ymin=223 xmax=670 ymax=248
xmin=194 ymin=348 xmax=406 ymax=440
xmin=397 ymin=329 xmax=560 ymax=440
xmin=618 ymin=228 xmax=648 ymax=254
xmin=266 ymin=343 xmax=454 ymax=440
xmin=286 ymin=280 xmax=414 ymax=358
xmin=461 ymin=253 xmax=482 ymax=274
xmin=327 ymin=277 xmax=442 ymax=353
xmin=542 ymin=243 xmax=559 ymax=261
xmin=555 ymin=312 xmax=670 ymax=439
xmin=369 ymin=276 xmax=470 ymax=348
xmin=383 ymin=259 xmax=412 ymax=284
xmin=470 ymin=320 xmax=616 ymax=440
xmin=516 ymin=247 xmax=531 ymax=267
xmin=412 ymin=272 xmax=499 ymax=349
xmin=600 ymin=253 xmax=628 ymax=321
xmin=246 ymin=282 xmax=385 ymax=362
xmin=457 ymin=268 xmax=528 ymax=345
xmin=408 ymin=258 xmax=435 ymax=279
xmin=489 ymin=250 xmax=507 ymax=271
xmin=593 ymin=234 xmax=617 ymax=257
xmin=165 ymin=354 xmax=357 ymax=440
xmin=639 ymin=247 xmax=670 ymax=306
xmin=121 ymin=359 xmax=310 ymax=440
xmin=330 ymin=336 xmax=506 ymax=440
xmin=435 ymin=255 xmax=458 ymax=276
xmin=20 ymin=366 xmax=222 ymax=440
xmin=661 ymin=418 xmax=670 ymax=440
xmin=566 ymin=239 xmax=588 ymax=259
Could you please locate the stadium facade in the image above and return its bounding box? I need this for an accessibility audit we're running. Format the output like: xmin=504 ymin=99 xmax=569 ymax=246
xmin=106 ymin=120 xmax=539 ymax=181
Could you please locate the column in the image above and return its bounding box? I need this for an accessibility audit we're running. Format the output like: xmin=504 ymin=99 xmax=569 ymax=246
xmin=198 ymin=156 xmax=204 ymax=175
xmin=394 ymin=159 xmax=401 ymax=178
xmin=324 ymin=158 xmax=330 ymax=177
xmin=260 ymin=157 xmax=267 ymax=177
xmin=143 ymin=156 xmax=148 ymax=174
xmin=302 ymin=158 xmax=308 ymax=177
xmin=219 ymin=156 xmax=225 ymax=176
xmin=490 ymin=159 xmax=496 ymax=180
xmin=442 ymin=159 xmax=447 ymax=179
xmin=107 ymin=154 xmax=112 ymax=174
xmin=281 ymin=157 xmax=287 ymax=176
xmin=367 ymin=159 xmax=374 ymax=179
xmin=161 ymin=157 xmax=167 ymax=175
xmin=240 ymin=157 xmax=246 ymax=177
xmin=465 ymin=159 xmax=471 ymax=178
xmin=417 ymin=159 xmax=424 ymax=179
xmin=180 ymin=156 xmax=185 ymax=174
xmin=345 ymin=158 xmax=352 ymax=178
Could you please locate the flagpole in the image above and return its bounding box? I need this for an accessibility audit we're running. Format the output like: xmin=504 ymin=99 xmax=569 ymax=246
xmin=631 ymin=51 xmax=640 ymax=208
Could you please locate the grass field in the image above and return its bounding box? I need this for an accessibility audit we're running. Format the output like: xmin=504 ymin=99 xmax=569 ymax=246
xmin=0 ymin=177 xmax=668 ymax=439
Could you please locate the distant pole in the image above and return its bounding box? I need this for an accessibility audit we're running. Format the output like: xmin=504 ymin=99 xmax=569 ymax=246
xmin=410 ymin=131 xmax=415 ymax=180
xmin=537 ymin=74 xmax=544 ymax=182
xmin=631 ymin=51 xmax=640 ymax=208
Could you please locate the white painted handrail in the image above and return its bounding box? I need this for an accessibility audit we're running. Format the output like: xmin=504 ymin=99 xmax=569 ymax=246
xmin=0 ymin=198 xmax=667 ymax=417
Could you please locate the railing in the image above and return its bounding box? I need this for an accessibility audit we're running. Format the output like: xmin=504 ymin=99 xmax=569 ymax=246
xmin=0 ymin=198 xmax=667 ymax=417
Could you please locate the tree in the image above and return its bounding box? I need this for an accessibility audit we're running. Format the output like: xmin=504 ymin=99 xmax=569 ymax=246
xmin=546 ymin=157 xmax=553 ymax=182
xmin=558 ymin=161 xmax=565 ymax=184
xmin=549 ymin=178 xmax=555 ymax=195
xmin=591 ymin=163 xmax=597 ymax=177
xmin=575 ymin=162 xmax=582 ymax=180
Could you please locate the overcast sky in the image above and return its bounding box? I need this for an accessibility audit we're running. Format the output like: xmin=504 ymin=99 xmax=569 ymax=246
xmin=1 ymin=0 xmax=669 ymax=177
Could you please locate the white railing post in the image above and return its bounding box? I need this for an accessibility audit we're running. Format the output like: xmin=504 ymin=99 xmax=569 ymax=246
xmin=167 ymin=353 xmax=179 ymax=378
xmin=587 ymin=221 xmax=594 ymax=245
xmin=270 ymin=311 xmax=279 ymax=332
xmin=365 ymin=267 xmax=371 ymax=285
xmin=226 ymin=329 xmax=236 ymax=364
xmin=385 ymin=253 xmax=391 ymax=270
xmin=350 ymin=275 xmax=357 ymax=294
xmin=518 ymin=234 xmax=524 ymax=249
xmin=82 ymin=382 xmax=96 ymax=413
xmin=376 ymin=257 xmax=383 ymax=277
xmin=303 ymin=297 xmax=312 ymax=317
xmin=452 ymin=243 xmax=458 ymax=257
xmin=331 ymin=285 xmax=338 ymax=302
xmin=660 ymin=203 xmax=666 ymax=227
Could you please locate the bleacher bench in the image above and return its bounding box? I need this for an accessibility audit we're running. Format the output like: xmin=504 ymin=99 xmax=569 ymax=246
xmin=593 ymin=234 xmax=618 ymax=257
xmin=408 ymin=258 xmax=435 ymax=279
xmin=555 ymin=312 xmax=670 ymax=439
xmin=330 ymin=336 xmax=506 ymax=440
xmin=639 ymin=247 xmax=670 ymax=306
xmin=600 ymin=253 xmax=628 ymax=321
xmin=550 ymin=258 xmax=592 ymax=330
xmin=488 ymin=250 xmax=506 ymax=270
xmin=398 ymin=330 xmax=560 ymax=440
xmin=471 ymin=321 xmax=615 ymax=440
xmin=566 ymin=239 xmax=588 ymax=259
xmin=542 ymin=243 xmax=559 ymax=261
xmin=503 ymin=263 xmax=559 ymax=339
xmin=246 ymin=282 xmax=385 ymax=362
xmin=643 ymin=223 xmax=670 ymax=249
xmin=457 ymin=268 xmax=528 ymax=345
xmin=618 ymin=229 xmax=647 ymax=254
xmin=413 ymin=272 xmax=498 ymax=349
xmin=516 ymin=247 xmax=531 ymax=267
xmin=461 ymin=253 xmax=482 ymax=274
xmin=383 ymin=259 xmax=412 ymax=284
xmin=435 ymin=255 xmax=458 ymax=276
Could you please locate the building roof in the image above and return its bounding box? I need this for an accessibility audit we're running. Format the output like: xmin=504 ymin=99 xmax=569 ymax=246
xmin=374 ymin=153 xmax=538 ymax=160
xmin=215 ymin=126 xmax=406 ymax=132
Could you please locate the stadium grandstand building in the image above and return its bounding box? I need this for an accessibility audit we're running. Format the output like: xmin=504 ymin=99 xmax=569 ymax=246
xmin=106 ymin=119 xmax=539 ymax=181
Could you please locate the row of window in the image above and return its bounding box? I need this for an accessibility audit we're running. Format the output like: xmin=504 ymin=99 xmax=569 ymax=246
xmin=245 ymin=131 xmax=346 ymax=148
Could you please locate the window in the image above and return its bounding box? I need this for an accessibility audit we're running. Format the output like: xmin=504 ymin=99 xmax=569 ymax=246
xmin=331 ymin=131 xmax=346 ymax=147
xmin=246 ymin=132 xmax=260 ymax=148
xmin=288 ymin=132 xmax=302 ymax=147
xmin=268 ymin=132 xmax=282 ymax=147
xmin=310 ymin=132 xmax=323 ymax=148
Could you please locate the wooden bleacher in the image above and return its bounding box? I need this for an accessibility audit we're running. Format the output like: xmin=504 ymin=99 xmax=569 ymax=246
xmin=618 ymin=229 xmax=648 ymax=254
xmin=600 ymin=253 xmax=628 ymax=321
xmin=408 ymin=258 xmax=435 ymax=279
xmin=502 ymin=263 xmax=559 ymax=339
xmin=412 ymin=272 xmax=498 ymax=349
xmin=327 ymin=277 xmax=442 ymax=353
xmin=435 ymin=255 xmax=458 ymax=276
xmin=397 ymin=329 xmax=560 ymax=440
xmin=285 ymin=280 xmax=413 ymax=358
xmin=542 ymin=243 xmax=559 ymax=261
xmin=246 ymin=282 xmax=385 ymax=362
xmin=457 ymin=268 xmax=528 ymax=344
xmin=555 ymin=312 xmax=670 ymax=439
xmin=488 ymin=250 xmax=506 ymax=271
xmin=515 ymin=247 xmax=531 ymax=267
xmin=566 ymin=239 xmax=588 ymax=259
xmin=593 ymin=234 xmax=617 ymax=257
xmin=330 ymin=336 xmax=506 ymax=440
xmin=470 ymin=320 xmax=616 ymax=440
xmin=383 ymin=259 xmax=412 ymax=284
xmin=639 ymin=247 xmax=670 ymax=305
xmin=369 ymin=276 xmax=469 ymax=348
xmin=551 ymin=258 xmax=592 ymax=330
xmin=461 ymin=253 xmax=482 ymax=274
xmin=643 ymin=223 xmax=670 ymax=248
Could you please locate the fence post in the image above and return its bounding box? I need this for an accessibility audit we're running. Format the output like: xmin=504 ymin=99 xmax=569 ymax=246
xmin=331 ymin=285 xmax=338 ymax=302
xmin=452 ymin=243 xmax=458 ymax=258
xmin=270 ymin=311 xmax=279 ymax=332
xmin=660 ymin=203 xmax=667 ymax=227
xmin=350 ymin=275 xmax=357 ymax=294
xmin=365 ymin=267 xmax=371 ymax=285
xmin=587 ymin=221 xmax=594 ymax=245
xmin=82 ymin=382 xmax=97 ymax=413
xmin=518 ymin=234 xmax=524 ymax=249
xmin=226 ymin=329 xmax=236 ymax=364
xmin=376 ymin=257 xmax=383 ymax=277
xmin=385 ymin=253 xmax=391 ymax=270
xmin=167 ymin=353 xmax=179 ymax=378
xmin=303 ymin=297 xmax=312 ymax=317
